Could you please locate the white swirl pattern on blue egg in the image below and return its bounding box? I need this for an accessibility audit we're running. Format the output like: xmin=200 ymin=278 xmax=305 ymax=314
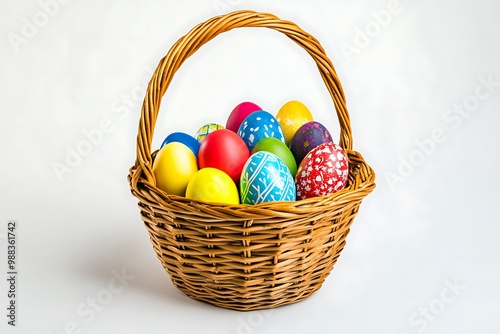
xmin=240 ymin=151 xmax=296 ymax=204
xmin=237 ymin=111 xmax=285 ymax=151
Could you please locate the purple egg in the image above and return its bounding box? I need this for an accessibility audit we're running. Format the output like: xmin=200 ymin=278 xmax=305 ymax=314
xmin=290 ymin=121 xmax=333 ymax=164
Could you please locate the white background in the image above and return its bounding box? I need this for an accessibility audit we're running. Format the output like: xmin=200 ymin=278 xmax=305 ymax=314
xmin=1 ymin=0 xmax=499 ymax=333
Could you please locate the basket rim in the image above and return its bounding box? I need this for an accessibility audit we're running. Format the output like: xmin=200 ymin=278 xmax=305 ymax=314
xmin=128 ymin=10 xmax=376 ymax=211
xmin=128 ymin=148 xmax=375 ymax=216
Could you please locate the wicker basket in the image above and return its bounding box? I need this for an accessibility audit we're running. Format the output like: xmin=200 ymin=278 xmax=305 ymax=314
xmin=128 ymin=10 xmax=376 ymax=311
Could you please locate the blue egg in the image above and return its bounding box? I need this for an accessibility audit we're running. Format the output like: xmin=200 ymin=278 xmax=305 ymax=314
xmin=240 ymin=151 xmax=296 ymax=204
xmin=161 ymin=132 xmax=200 ymax=158
xmin=237 ymin=111 xmax=285 ymax=152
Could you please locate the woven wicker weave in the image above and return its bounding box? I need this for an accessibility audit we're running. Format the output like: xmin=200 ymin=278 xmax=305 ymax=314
xmin=128 ymin=10 xmax=376 ymax=311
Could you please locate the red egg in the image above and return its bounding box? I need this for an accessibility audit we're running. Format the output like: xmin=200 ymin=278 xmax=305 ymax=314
xmin=198 ymin=129 xmax=250 ymax=184
xmin=226 ymin=101 xmax=262 ymax=133
xmin=295 ymin=143 xmax=349 ymax=200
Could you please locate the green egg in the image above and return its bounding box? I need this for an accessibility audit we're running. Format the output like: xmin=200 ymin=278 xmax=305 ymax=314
xmin=252 ymin=137 xmax=297 ymax=177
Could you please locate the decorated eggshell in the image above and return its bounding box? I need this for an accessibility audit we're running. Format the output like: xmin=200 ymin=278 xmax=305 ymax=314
xmin=295 ymin=143 xmax=349 ymax=200
xmin=237 ymin=111 xmax=285 ymax=152
xmin=290 ymin=121 xmax=333 ymax=165
xmin=276 ymin=100 xmax=314 ymax=145
xmin=240 ymin=151 xmax=296 ymax=204
xmin=195 ymin=123 xmax=224 ymax=142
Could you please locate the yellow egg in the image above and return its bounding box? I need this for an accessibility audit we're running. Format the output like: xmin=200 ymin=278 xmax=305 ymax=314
xmin=185 ymin=168 xmax=240 ymax=205
xmin=276 ymin=100 xmax=314 ymax=145
xmin=152 ymin=142 xmax=198 ymax=196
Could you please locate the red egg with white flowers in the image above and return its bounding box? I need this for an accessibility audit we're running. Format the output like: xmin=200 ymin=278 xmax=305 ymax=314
xmin=295 ymin=142 xmax=349 ymax=200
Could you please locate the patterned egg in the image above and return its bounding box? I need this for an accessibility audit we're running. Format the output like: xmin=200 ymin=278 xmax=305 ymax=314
xmin=237 ymin=111 xmax=285 ymax=152
xmin=195 ymin=123 xmax=224 ymax=142
xmin=290 ymin=121 xmax=333 ymax=165
xmin=240 ymin=151 xmax=296 ymax=204
xmin=276 ymin=100 xmax=314 ymax=145
xmin=295 ymin=143 xmax=349 ymax=200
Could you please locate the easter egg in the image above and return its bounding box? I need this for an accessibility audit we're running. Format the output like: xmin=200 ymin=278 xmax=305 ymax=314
xmin=198 ymin=129 xmax=250 ymax=184
xmin=276 ymin=100 xmax=314 ymax=145
xmin=161 ymin=132 xmax=201 ymax=158
xmin=185 ymin=168 xmax=240 ymax=205
xmin=226 ymin=101 xmax=262 ymax=133
xmin=237 ymin=111 xmax=285 ymax=152
xmin=195 ymin=123 xmax=224 ymax=142
xmin=295 ymin=143 xmax=349 ymax=200
xmin=252 ymin=137 xmax=297 ymax=177
xmin=290 ymin=121 xmax=333 ymax=165
xmin=152 ymin=142 xmax=198 ymax=196
xmin=240 ymin=151 xmax=296 ymax=204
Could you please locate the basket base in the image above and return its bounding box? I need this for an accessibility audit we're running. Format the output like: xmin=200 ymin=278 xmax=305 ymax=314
xmin=153 ymin=236 xmax=347 ymax=311
xmin=171 ymin=277 xmax=327 ymax=311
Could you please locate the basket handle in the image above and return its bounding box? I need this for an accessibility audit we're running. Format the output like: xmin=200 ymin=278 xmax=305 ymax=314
xmin=132 ymin=10 xmax=352 ymax=188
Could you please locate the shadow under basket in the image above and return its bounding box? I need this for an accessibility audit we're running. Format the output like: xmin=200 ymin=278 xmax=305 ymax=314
xmin=127 ymin=10 xmax=376 ymax=311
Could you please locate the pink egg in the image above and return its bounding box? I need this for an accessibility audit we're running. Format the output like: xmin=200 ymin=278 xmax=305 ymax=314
xmin=226 ymin=102 xmax=262 ymax=132
xmin=295 ymin=143 xmax=349 ymax=200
